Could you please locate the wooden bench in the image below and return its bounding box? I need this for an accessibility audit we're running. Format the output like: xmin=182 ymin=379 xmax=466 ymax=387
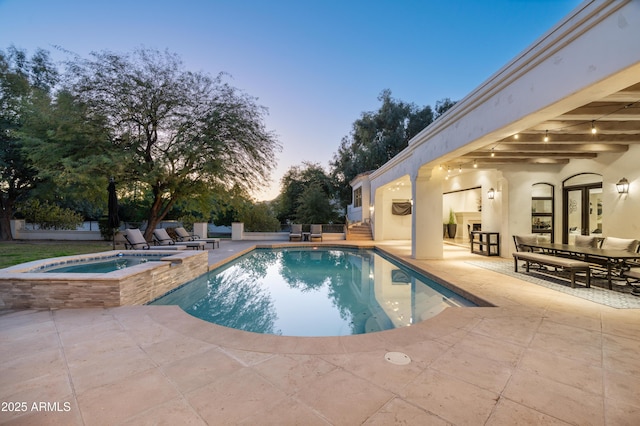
xmin=513 ymin=252 xmax=591 ymax=288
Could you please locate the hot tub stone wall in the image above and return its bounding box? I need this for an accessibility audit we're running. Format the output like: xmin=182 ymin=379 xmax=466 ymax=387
xmin=0 ymin=251 xmax=209 ymax=309
xmin=120 ymin=251 xmax=208 ymax=305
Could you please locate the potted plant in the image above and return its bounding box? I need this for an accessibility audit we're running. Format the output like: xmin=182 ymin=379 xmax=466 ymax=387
xmin=447 ymin=208 xmax=457 ymax=239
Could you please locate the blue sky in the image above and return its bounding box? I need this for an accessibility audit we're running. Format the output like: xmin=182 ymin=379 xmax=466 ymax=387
xmin=0 ymin=0 xmax=580 ymax=200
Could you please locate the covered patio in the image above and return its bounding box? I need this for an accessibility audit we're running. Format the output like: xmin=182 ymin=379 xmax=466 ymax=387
xmin=352 ymin=0 xmax=640 ymax=262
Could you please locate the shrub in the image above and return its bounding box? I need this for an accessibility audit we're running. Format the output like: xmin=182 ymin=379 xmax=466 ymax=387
xmin=18 ymin=200 xmax=84 ymax=230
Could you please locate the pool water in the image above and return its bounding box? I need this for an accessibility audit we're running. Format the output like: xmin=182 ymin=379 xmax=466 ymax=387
xmin=40 ymin=255 xmax=167 ymax=273
xmin=151 ymin=248 xmax=475 ymax=336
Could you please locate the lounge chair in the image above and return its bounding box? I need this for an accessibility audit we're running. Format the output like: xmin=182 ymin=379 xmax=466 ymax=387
xmin=289 ymin=224 xmax=302 ymax=241
xmin=123 ymin=229 xmax=186 ymax=250
xmin=309 ymin=224 xmax=323 ymax=242
xmin=174 ymin=227 xmax=196 ymax=241
xmin=153 ymin=228 xmax=206 ymax=250
xmin=123 ymin=228 xmax=151 ymax=250
xmin=174 ymin=227 xmax=220 ymax=249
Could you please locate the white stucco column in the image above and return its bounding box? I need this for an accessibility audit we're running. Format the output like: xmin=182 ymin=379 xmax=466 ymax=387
xmin=193 ymin=222 xmax=208 ymax=239
xmin=372 ymin=187 xmax=383 ymax=240
xmin=481 ymin=171 xmax=508 ymax=257
xmin=231 ymin=222 xmax=244 ymax=240
xmin=411 ymin=169 xmax=443 ymax=259
xmin=481 ymin=171 xmax=504 ymax=232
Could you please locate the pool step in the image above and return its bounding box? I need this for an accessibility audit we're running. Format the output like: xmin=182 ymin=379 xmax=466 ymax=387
xmin=346 ymin=224 xmax=373 ymax=240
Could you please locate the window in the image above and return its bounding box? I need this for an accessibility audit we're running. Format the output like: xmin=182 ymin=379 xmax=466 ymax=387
xmin=531 ymin=183 xmax=554 ymax=242
xmin=354 ymin=187 xmax=362 ymax=208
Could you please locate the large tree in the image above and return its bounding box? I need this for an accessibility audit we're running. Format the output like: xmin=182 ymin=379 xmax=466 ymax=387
xmin=330 ymin=90 xmax=456 ymax=207
xmin=0 ymin=47 xmax=58 ymax=240
xmin=276 ymin=162 xmax=336 ymax=224
xmin=58 ymin=48 xmax=280 ymax=240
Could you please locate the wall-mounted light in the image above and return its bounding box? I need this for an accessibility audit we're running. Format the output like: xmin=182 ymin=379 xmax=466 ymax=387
xmin=616 ymin=177 xmax=629 ymax=194
xmin=591 ymin=121 xmax=597 ymax=134
xmin=543 ymin=130 xmax=549 ymax=142
xmin=487 ymin=188 xmax=495 ymax=200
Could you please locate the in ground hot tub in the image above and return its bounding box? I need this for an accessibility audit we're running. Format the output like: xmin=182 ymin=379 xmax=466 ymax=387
xmin=0 ymin=250 xmax=208 ymax=309
xmin=31 ymin=253 xmax=172 ymax=273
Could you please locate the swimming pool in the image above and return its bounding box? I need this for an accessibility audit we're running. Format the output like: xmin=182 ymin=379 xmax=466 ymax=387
xmin=151 ymin=247 xmax=476 ymax=336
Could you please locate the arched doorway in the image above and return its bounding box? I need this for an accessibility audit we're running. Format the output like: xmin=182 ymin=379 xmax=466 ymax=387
xmin=562 ymin=173 xmax=602 ymax=244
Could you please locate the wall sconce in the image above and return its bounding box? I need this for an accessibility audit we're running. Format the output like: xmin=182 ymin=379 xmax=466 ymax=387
xmin=616 ymin=177 xmax=629 ymax=194
xmin=487 ymin=188 xmax=495 ymax=200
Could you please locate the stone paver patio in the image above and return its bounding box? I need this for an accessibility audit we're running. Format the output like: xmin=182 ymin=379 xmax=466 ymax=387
xmin=1 ymin=240 xmax=639 ymax=425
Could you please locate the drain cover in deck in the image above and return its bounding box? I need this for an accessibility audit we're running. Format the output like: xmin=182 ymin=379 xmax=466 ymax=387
xmin=385 ymin=352 xmax=411 ymax=365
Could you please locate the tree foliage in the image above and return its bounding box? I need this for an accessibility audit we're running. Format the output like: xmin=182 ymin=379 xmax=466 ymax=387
xmin=0 ymin=46 xmax=59 ymax=240
xmin=277 ymin=162 xmax=337 ymax=224
xmin=53 ymin=48 xmax=281 ymax=239
xmin=16 ymin=199 xmax=83 ymax=230
xmin=239 ymin=202 xmax=280 ymax=232
xmin=330 ymin=90 xmax=456 ymax=207
xmin=294 ymin=183 xmax=337 ymax=224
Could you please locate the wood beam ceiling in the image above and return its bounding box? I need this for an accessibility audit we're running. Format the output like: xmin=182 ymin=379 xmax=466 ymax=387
xmin=441 ymin=82 xmax=640 ymax=169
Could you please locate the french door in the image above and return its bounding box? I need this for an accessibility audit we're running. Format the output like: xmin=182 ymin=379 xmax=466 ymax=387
xmin=562 ymin=184 xmax=602 ymax=243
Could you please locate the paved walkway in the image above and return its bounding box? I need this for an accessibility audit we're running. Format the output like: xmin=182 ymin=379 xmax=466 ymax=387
xmin=1 ymin=240 xmax=639 ymax=425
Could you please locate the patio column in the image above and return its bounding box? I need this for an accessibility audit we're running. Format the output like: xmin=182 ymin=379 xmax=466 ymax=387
xmin=412 ymin=168 xmax=443 ymax=259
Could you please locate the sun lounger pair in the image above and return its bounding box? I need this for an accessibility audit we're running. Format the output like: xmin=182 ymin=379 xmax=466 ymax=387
xmin=123 ymin=229 xmax=186 ymax=250
xmin=153 ymin=228 xmax=206 ymax=250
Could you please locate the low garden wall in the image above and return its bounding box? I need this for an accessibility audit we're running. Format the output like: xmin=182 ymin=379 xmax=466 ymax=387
xmin=10 ymin=220 xmax=102 ymax=241
xmin=230 ymin=222 xmax=345 ymax=241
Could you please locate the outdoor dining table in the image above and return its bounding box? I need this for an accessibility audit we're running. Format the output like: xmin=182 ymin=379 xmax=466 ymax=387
xmin=518 ymin=242 xmax=640 ymax=289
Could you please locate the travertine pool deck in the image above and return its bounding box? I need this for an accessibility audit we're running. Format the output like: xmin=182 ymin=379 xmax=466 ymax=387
xmin=1 ymin=240 xmax=639 ymax=424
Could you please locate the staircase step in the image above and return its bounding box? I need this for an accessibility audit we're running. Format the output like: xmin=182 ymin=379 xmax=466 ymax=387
xmin=347 ymin=224 xmax=373 ymax=240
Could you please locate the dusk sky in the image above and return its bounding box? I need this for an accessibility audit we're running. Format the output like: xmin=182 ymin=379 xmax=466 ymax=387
xmin=1 ymin=0 xmax=581 ymax=200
